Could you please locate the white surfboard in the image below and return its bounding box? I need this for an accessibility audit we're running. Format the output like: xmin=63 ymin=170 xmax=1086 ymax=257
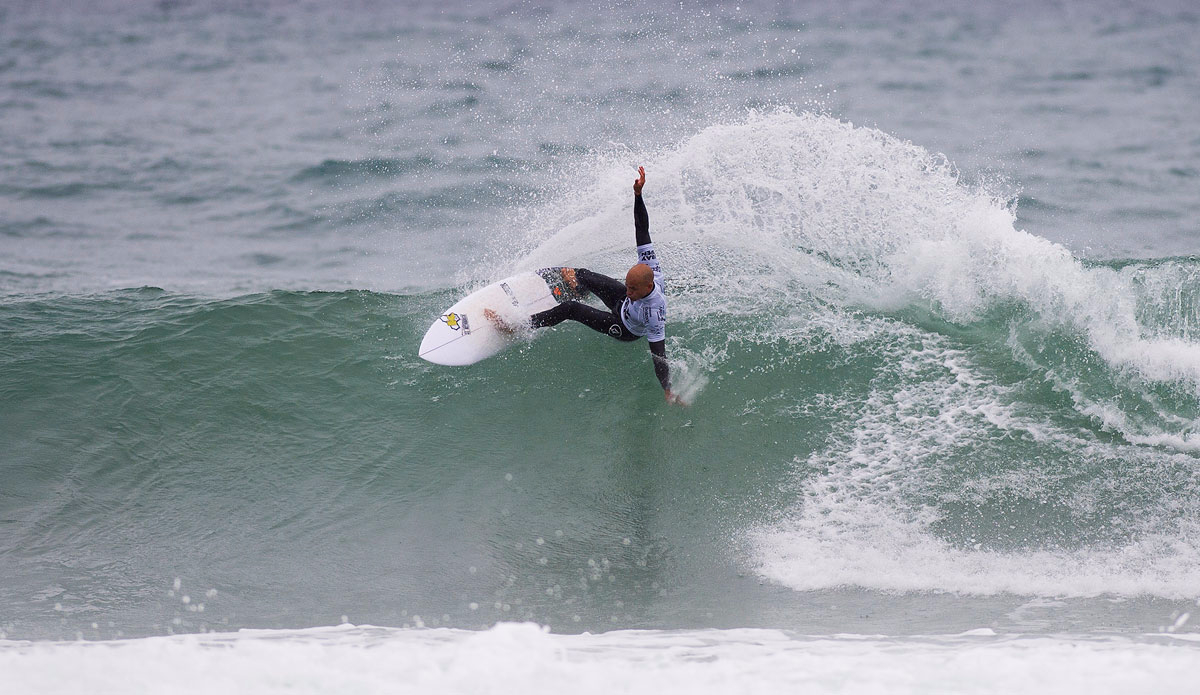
xmin=418 ymin=267 xmax=584 ymax=366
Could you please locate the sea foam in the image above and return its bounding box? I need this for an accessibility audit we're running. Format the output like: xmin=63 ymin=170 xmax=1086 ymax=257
xmin=1 ymin=623 xmax=1196 ymax=695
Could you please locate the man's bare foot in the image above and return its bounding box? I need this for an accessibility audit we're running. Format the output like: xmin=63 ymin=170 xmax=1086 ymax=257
xmin=483 ymin=308 xmax=515 ymax=335
xmin=561 ymin=267 xmax=579 ymax=293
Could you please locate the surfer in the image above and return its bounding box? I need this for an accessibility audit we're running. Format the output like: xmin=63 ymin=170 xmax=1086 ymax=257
xmin=485 ymin=166 xmax=680 ymax=404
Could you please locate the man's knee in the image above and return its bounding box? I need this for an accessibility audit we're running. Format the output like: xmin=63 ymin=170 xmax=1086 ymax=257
xmin=574 ymin=268 xmax=598 ymax=286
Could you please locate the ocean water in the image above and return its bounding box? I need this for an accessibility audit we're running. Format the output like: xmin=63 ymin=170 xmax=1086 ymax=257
xmin=2 ymin=0 xmax=1199 ymax=692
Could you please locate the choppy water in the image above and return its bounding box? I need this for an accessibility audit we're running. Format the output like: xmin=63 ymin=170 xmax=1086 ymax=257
xmin=2 ymin=1 xmax=1199 ymax=692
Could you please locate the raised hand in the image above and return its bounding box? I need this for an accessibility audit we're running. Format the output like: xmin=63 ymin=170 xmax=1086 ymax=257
xmin=633 ymin=166 xmax=645 ymax=195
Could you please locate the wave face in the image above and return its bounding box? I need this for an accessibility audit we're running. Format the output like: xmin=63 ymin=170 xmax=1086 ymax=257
xmin=4 ymin=111 xmax=1200 ymax=642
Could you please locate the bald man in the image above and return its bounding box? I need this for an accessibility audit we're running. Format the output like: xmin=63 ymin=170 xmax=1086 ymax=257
xmin=487 ymin=166 xmax=678 ymax=403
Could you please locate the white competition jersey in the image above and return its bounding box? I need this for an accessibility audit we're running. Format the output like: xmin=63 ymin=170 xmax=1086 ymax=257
xmin=619 ymin=242 xmax=666 ymax=342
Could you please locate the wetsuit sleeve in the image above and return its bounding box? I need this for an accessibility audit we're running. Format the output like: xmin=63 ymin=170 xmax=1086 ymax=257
xmin=634 ymin=193 xmax=650 ymax=246
xmin=649 ymin=339 xmax=670 ymax=391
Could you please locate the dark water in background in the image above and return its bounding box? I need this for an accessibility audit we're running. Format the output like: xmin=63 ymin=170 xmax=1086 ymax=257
xmin=3 ymin=0 xmax=1200 ymax=644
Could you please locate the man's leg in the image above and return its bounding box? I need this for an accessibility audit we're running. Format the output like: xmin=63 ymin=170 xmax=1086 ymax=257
xmin=574 ymin=268 xmax=627 ymax=314
xmin=531 ymin=301 xmax=637 ymax=341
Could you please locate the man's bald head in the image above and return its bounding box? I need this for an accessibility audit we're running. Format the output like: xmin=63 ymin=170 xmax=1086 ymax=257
xmin=625 ymin=263 xmax=656 ymax=300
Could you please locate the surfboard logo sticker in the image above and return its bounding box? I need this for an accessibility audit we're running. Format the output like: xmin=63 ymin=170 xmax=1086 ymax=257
xmin=441 ymin=312 xmax=471 ymax=334
xmin=552 ymin=285 xmax=563 ymax=299
xmin=500 ymin=282 xmax=520 ymax=306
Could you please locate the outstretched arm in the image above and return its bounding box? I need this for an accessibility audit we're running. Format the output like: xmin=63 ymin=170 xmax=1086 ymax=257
xmin=649 ymin=340 xmax=681 ymax=403
xmin=633 ymin=166 xmax=650 ymax=247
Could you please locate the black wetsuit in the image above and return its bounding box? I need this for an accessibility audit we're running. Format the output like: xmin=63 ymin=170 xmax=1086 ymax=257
xmin=530 ymin=194 xmax=671 ymax=391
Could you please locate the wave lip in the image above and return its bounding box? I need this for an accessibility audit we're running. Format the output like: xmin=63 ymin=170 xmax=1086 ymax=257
xmin=505 ymin=109 xmax=1200 ymax=450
